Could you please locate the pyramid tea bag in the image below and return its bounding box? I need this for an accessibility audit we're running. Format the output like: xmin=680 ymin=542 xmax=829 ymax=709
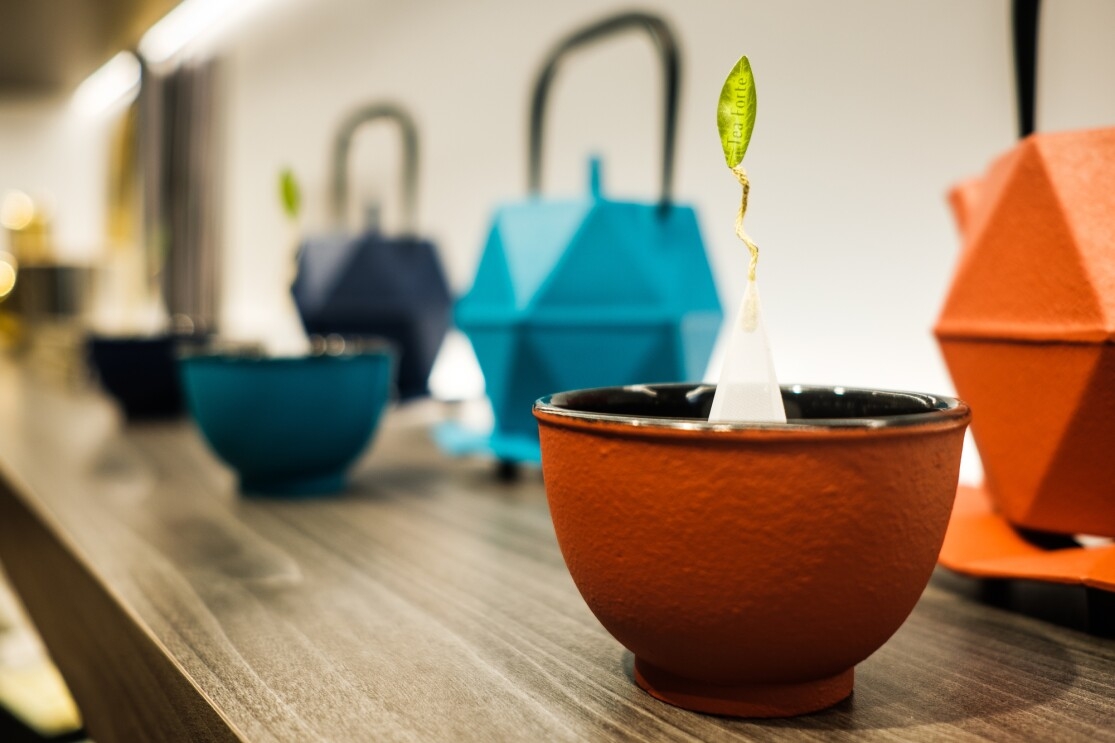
xmin=709 ymin=278 xmax=784 ymax=421
xmin=708 ymin=56 xmax=786 ymax=423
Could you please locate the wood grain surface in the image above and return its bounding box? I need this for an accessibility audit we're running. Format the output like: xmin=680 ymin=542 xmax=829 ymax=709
xmin=0 ymin=361 xmax=1113 ymax=742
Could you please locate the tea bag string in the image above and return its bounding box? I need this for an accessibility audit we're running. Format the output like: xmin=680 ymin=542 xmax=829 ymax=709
xmin=733 ymin=164 xmax=761 ymax=331
xmin=733 ymin=164 xmax=759 ymax=282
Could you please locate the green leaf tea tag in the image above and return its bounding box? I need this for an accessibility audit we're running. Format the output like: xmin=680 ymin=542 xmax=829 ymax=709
xmin=717 ymin=55 xmax=757 ymax=169
xmin=708 ymin=53 xmax=785 ymax=423
xmin=279 ymin=168 xmax=302 ymax=221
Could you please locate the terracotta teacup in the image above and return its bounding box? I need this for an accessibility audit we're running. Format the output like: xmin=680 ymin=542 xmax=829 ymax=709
xmin=534 ymin=383 xmax=969 ymax=717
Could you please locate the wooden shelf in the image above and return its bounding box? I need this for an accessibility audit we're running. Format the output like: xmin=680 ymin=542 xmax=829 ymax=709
xmin=0 ymin=360 xmax=1113 ymax=741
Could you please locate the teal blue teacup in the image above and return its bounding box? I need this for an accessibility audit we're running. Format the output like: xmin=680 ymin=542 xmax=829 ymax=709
xmin=179 ymin=344 xmax=395 ymax=495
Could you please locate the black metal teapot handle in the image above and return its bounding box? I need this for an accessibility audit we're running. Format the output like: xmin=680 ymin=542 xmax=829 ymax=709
xmin=527 ymin=11 xmax=680 ymax=211
xmin=330 ymin=102 xmax=419 ymax=234
xmin=1013 ymin=0 xmax=1041 ymax=138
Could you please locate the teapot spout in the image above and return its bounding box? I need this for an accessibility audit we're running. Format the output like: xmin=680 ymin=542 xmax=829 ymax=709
xmin=948 ymin=177 xmax=983 ymax=242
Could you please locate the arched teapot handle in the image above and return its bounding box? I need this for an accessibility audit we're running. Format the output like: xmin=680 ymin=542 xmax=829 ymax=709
xmin=527 ymin=11 xmax=680 ymax=212
xmin=1013 ymin=0 xmax=1041 ymax=138
xmin=330 ymin=102 xmax=419 ymax=234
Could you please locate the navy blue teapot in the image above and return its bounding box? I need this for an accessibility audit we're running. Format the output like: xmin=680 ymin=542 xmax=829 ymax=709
xmin=291 ymin=103 xmax=451 ymax=400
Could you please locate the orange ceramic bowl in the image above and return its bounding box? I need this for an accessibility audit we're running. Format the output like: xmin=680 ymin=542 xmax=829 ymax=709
xmin=535 ymin=384 xmax=969 ymax=718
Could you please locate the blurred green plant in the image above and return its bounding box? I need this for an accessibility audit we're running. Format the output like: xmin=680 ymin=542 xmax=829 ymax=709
xmin=279 ymin=168 xmax=302 ymax=221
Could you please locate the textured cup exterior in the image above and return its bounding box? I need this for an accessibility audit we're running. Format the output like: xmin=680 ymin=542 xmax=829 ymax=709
xmin=536 ymin=412 xmax=966 ymax=686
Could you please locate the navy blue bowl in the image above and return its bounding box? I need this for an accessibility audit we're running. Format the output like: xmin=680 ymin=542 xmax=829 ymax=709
xmin=179 ymin=348 xmax=394 ymax=495
xmin=87 ymin=335 xmax=194 ymax=420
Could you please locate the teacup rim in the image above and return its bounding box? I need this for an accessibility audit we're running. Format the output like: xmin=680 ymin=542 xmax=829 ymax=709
xmin=177 ymin=337 xmax=397 ymax=364
xmin=533 ymin=383 xmax=970 ymax=432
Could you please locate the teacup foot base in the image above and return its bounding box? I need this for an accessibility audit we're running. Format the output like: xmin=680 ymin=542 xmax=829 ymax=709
xmin=240 ymin=473 xmax=346 ymax=496
xmin=633 ymin=659 xmax=853 ymax=718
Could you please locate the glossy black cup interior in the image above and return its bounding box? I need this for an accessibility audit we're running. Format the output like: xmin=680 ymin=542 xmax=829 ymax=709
xmin=538 ymin=383 xmax=967 ymax=429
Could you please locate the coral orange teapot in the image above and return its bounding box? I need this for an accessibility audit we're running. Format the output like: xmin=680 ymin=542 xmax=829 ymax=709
xmin=936 ymin=2 xmax=1115 ymax=604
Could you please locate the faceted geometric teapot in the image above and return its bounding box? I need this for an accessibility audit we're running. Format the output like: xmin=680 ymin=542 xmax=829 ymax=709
xmin=291 ymin=103 xmax=451 ymax=400
xmin=936 ymin=127 xmax=1115 ymax=539
xmin=936 ymin=0 xmax=1115 ymax=539
xmin=455 ymin=12 xmax=722 ymax=463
